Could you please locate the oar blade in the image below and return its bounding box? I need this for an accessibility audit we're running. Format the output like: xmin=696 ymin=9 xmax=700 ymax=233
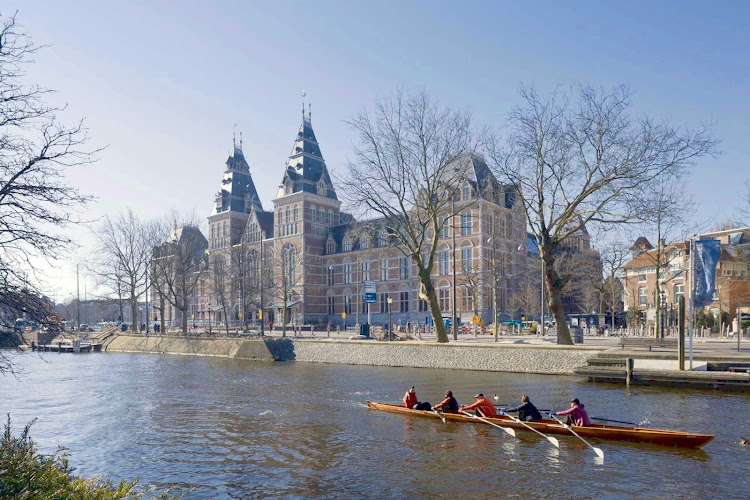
xmin=504 ymin=427 xmax=516 ymax=438
xmin=593 ymin=447 xmax=605 ymax=459
xmin=547 ymin=436 xmax=560 ymax=448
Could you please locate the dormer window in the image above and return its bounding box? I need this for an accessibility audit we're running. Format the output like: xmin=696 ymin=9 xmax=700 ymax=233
xmin=462 ymin=185 xmax=471 ymax=200
xmin=327 ymin=240 xmax=336 ymax=254
xmin=343 ymin=239 xmax=351 ymax=252
xmin=361 ymin=237 xmax=369 ymax=250
xmin=317 ymin=180 xmax=326 ymax=196
xmin=285 ymin=179 xmax=292 ymax=195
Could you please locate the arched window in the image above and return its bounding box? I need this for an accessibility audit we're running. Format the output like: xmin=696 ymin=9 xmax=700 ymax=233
xmin=311 ymin=205 xmax=318 ymax=223
xmin=278 ymin=210 xmax=283 ymax=225
xmin=293 ymin=205 xmax=299 ymax=221
xmin=360 ymin=236 xmax=369 ymax=250
xmin=318 ymin=180 xmax=326 ymax=196
xmin=285 ymin=207 xmax=290 ymax=224
xmin=461 ymin=211 xmax=473 ymax=235
xmin=328 ymin=209 xmax=334 ymax=226
xmin=343 ymin=239 xmax=351 ymax=252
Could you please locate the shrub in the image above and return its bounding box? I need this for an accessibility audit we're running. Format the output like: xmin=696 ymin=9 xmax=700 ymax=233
xmin=1 ymin=415 xmax=185 ymax=499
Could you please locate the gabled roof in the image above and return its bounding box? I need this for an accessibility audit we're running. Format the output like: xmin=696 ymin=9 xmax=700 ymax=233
xmin=631 ymin=236 xmax=654 ymax=252
xmin=624 ymin=242 xmax=684 ymax=269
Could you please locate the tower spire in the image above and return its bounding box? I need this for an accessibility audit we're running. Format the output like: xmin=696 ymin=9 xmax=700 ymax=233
xmin=308 ymin=103 xmax=311 ymax=122
xmin=301 ymin=90 xmax=306 ymax=121
xmin=240 ymin=131 xmax=243 ymax=151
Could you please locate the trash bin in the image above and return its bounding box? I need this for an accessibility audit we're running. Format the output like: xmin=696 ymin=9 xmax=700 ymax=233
xmin=121 ymin=323 xmax=127 ymax=332
xmin=360 ymin=323 xmax=370 ymax=338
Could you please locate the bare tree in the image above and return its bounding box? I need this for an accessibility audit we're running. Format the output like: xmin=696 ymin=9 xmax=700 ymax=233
xmin=0 ymin=13 xmax=97 ymax=373
xmin=208 ymin=253 xmax=230 ymax=336
xmin=92 ymin=210 xmax=151 ymax=332
xmin=633 ymin=173 xmax=694 ymax=336
xmin=265 ymin=243 xmax=300 ymax=337
xmin=598 ymin=241 xmax=628 ymax=330
xmin=229 ymin=240 xmax=259 ymax=331
xmin=154 ymin=212 xmax=207 ymax=334
xmin=339 ymin=90 xmax=482 ymax=343
xmin=490 ymin=84 xmax=717 ymax=344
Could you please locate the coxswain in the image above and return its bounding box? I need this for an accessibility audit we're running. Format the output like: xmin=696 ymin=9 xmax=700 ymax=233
xmin=433 ymin=390 xmax=459 ymax=414
xmin=503 ymin=394 xmax=542 ymax=422
xmin=552 ymin=398 xmax=591 ymax=426
xmin=403 ymin=386 xmax=418 ymax=409
xmin=460 ymin=393 xmax=497 ymax=417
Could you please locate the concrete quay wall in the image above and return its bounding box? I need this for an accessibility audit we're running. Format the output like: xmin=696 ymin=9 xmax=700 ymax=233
xmin=104 ymin=335 xmax=603 ymax=375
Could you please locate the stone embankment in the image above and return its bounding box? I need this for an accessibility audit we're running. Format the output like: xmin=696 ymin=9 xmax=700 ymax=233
xmin=104 ymin=335 xmax=604 ymax=375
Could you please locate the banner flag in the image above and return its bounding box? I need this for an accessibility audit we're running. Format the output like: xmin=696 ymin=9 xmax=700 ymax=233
xmin=693 ymin=239 xmax=721 ymax=307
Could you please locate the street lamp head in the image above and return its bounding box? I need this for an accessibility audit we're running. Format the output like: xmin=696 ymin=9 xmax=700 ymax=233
xmin=387 ymin=297 xmax=393 ymax=304
xmin=487 ymin=237 xmax=493 ymax=243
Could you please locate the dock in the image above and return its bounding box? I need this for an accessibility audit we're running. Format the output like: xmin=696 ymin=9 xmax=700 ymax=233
xmin=574 ymin=351 xmax=750 ymax=391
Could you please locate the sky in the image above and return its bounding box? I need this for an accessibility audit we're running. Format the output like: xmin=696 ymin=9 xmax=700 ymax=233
xmin=9 ymin=0 xmax=750 ymax=301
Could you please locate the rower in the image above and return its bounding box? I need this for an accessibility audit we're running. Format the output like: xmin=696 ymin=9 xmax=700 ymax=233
xmin=433 ymin=390 xmax=459 ymax=414
xmin=503 ymin=395 xmax=542 ymax=422
xmin=403 ymin=386 xmax=418 ymax=409
xmin=460 ymin=393 xmax=497 ymax=418
xmin=552 ymin=398 xmax=591 ymax=426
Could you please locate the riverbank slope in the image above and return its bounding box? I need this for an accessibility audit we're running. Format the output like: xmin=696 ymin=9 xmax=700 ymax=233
xmin=104 ymin=334 xmax=604 ymax=375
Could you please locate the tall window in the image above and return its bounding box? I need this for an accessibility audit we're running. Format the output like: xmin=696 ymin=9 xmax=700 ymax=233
xmin=462 ymin=185 xmax=470 ymax=200
xmin=440 ymin=216 xmax=449 ymax=238
xmin=327 ymin=295 xmax=335 ymax=315
xmin=462 ymin=287 xmax=473 ymax=312
xmin=343 ymin=239 xmax=351 ymax=252
xmin=380 ymin=259 xmax=389 ymax=281
xmin=344 ymin=263 xmax=353 ymax=284
xmin=379 ymin=232 xmax=387 ymax=247
xmin=344 ymin=295 xmax=353 ymax=315
xmin=461 ymin=247 xmax=473 ymax=273
xmin=439 ymin=250 xmax=450 ymax=276
xmin=460 ymin=212 xmax=472 ymax=235
xmin=327 ymin=266 xmax=335 ymax=286
xmin=638 ymin=287 xmax=647 ymax=306
xmin=638 ymin=273 xmax=647 ymax=282
xmin=283 ymin=245 xmax=297 ymax=284
xmin=399 ymin=257 xmax=409 ymax=279
xmin=439 ymin=287 xmax=450 ymax=311
xmin=285 ymin=207 xmax=290 ymax=223
xmin=361 ymin=237 xmax=369 ymax=249
xmin=419 ymin=298 xmax=428 ymax=312
xmin=380 ymin=293 xmax=388 ymax=313
xmin=400 ymin=291 xmax=409 ymax=312
xmin=362 ymin=261 xmax=371 ymax=281
xmin=674 ymin=284 xmax=685 ymax=304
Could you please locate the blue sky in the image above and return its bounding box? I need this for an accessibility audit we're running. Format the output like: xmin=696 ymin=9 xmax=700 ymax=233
xmin=12 ymin=0 xmax=750 ymax=299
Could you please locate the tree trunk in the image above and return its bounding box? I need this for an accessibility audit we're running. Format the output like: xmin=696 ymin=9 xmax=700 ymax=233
xmin=158 ymin=298 xmax=165 ymax=335
xmin=130 ymin=292 xmax=138 ymax=333
xmin=418 ymin=269 xmax=449 ymax=343
xmin=543 ymin=252 xmax=573 ymax=345
xmin=181 ymin=307 xmax=188 ymax=333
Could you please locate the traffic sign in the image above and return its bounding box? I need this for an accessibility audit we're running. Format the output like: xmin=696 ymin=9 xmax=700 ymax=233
xmin=342 ymin=312 xmax=346 ymax=319
xmin=364 ymin=280 xmax=377 ymax=304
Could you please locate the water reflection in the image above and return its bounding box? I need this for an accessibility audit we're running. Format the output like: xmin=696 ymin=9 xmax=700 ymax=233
xmin=1 ymin=353 xmax=749 ymax=498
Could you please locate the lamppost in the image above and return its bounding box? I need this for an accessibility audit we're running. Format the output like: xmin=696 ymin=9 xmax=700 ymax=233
xmin=487 ymin=236 xmax=499 ymax=342
xmin=139 ymin=306 xmax=143 ymax=334
xmin=387 ymin=296 xmax=393 ymax=341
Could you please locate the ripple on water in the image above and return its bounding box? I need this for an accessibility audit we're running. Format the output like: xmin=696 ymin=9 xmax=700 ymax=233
xmin=2 ymin=353 xmax=750 ymax=498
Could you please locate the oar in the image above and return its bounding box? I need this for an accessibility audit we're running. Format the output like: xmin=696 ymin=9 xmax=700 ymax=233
xmin=550 ymin=414 xmax=604 ymax=460
xmin=433 ymin=409 xmax=447 ymax=424
xmin=589 ymin=417 xmax=638 ymax=426
xmin=501 ymin=412 xmax=559 ymax=448
xmin=461 ymin=410 xmax=516 ymax=438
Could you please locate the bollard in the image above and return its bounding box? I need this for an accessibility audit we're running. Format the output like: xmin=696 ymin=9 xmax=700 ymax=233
xmin=625 ymin=357 xmax=634 ymax=387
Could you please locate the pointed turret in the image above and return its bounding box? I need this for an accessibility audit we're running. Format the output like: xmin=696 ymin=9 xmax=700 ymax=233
xmin=210 ymin=136 xmax=263 ymax=216
xmin=276 ymin=109 xmax=337 ymax=200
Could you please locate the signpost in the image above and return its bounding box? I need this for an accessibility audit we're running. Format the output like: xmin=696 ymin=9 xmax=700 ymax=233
xmin=364 ymin=280 xmax=376 ymax=327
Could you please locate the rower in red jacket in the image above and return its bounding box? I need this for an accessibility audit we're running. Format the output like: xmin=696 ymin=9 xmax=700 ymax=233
xmin=403 ymin=386 xmax=418 ymax=409
xmin=460 ymin=394 xmax=497 ymax=417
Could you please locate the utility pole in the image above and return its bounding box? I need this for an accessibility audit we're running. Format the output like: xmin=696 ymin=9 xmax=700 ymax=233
xmin=145 ymin=260 xmax=149 ymax=334
xmin=260 ymin=231 xmax=265 ymax=336
xmin=76 ymin=264 xmax=81 ymax=329
xmin=540 ymin=256 xmax=545 ymax=338
xmin=451 ymin=196 xmax=458 ymax=341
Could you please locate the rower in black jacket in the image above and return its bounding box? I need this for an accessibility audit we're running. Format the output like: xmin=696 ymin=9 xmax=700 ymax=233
xmin=504 ymin=395 xmax=543 ymax=422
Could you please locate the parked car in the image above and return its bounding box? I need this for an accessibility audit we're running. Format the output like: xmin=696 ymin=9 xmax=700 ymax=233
xmin=78 ymin=324 xmax=91 ymax=332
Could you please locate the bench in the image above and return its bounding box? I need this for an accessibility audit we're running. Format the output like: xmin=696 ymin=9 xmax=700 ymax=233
xmin=619 ymin=337 xmax=678 ymax=351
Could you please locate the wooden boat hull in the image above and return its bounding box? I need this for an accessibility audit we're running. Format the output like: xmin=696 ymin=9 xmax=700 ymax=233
xmin=366 ymin=401 xmax=714 ymax=449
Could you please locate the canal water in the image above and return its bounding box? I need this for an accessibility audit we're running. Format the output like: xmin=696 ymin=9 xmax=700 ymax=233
xmin=2 ymin=352 xmax=749 ymax=498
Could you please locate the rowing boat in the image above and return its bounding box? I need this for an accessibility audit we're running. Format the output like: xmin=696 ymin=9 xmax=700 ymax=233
xmin=366 ymin=401 xmax=714 ymax=449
